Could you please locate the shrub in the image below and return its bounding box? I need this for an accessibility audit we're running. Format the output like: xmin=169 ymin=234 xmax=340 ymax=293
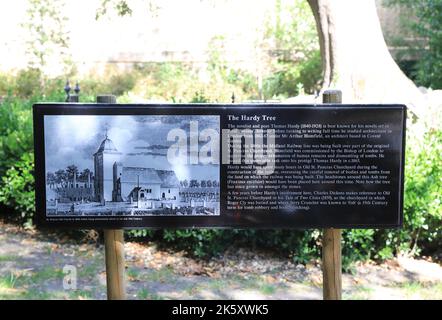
xmin=0 ymin=97 xmax=34 ymax=177
xmin=342 ymin=229 xmax=376 ymax=266
xmin=15 ymin=68 xmax=43 ymax=98
xmin=41 ymin=77 xmax=70 ymax=102
xmin=395 ymin=128 xmax=442 ymax=254
xmin=108 ymin=72 xmax=137 ymax=96
xmin=125 ymin=229 xmax=320 ymax=262
xmin=190 ymin=91 xmax=210 ymax=103
xmin=262 ymin=0 xmax=321 ymax=99
xmin=386 ymin=0 xmax=442 ymax=89
xmin=0 ymin=73 xmax=14 ymax=96
xmin=0 ymin=152 xmax=35 ymax=227
xmin=263 ymin=51 xmax=322 ymax=99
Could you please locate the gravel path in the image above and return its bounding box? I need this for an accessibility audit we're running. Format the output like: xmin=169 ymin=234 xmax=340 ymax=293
xmin=0 ymin=221 xmax=441 ymax=300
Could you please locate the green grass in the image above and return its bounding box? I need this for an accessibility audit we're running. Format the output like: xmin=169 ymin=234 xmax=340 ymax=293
xmin=27 ymin=266 xmax=65 ymax=283
xmin=231 ymin=274 xmax=258 ymax=286
xmin=144 ymin=266 xmax=176 ymax=283
xmin=137 ymin=288 xmax=163 ymax=300
xmin=400 ymin=282 xmax=423 ymax=298
xmin=343 ymin=285 xmax=374 ymax=300
xmin=78 ymin=261 xmax=102 ymax=279
xmin=0 ymin=292 xmax=19 ymax=300
xmin=0 ymin=267 xmax=102 ymax=300
xmin=184 ymin=284 xmax=201 ymax=296
xmin=126 ymin=267 xmax=141 ymax=281
xmin=396 ymin=281 xmax=442 ymax=300
xmin=68 ymin=289 xmax=95 ymax=300
xmin=259 ymin=283 xmax=276 ymax=295
xmin=0 ymin=279 xmax=53 ymax=300
xmin=1 ymin=266 xmax=65 ymax=294
xmin=137 ymin=288 xmax=150 ymax=299
xmin=20 ymin=287 xmax=53 ymax=300
xmin=0 ymin=273 xmax=19 ymax=289
xmin=230 ymin=274 xmax=279 ymax=296
xmin=343 ymin=281 xmax=442 ymax=300
xmin=0 ymin=272 xmax=33 ymax=299
xmin=0 ymin=254 xmax=21 ymax=262
xmin=44 ymin=245 xmax=54 ymax=255
xmin=208 ymin=278 xmax=228 ymax=291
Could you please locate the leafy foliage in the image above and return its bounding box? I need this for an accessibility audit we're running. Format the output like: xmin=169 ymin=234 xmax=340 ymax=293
xmin=263 ymin=51 xmax=321 ymax=98
xmin=22 ymin=0 xmax=72 ymax=71
xmin=96 ymin=0 xmax=133 ymax=19
xmin=400 ymin=128 xmax=442 ymax=252
xmin=94 ymin=0 xmax=320 ymax=100
xmin=262 ymin=0 xmax=322 ymax=98
xmin=0 ymin=152 xmax=35 ymax=227
xmin=386 ymin=0 xmax=442 ymax=88
xmin=0 ymin=97 xmax=34 ymax=177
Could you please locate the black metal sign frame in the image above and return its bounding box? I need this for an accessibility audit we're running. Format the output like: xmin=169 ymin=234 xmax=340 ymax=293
xmin=33 ymin=103 xmax=406 ymax=229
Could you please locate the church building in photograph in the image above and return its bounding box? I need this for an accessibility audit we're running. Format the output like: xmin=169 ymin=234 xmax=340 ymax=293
xmin=93 ymin=131 xmax=180 ymax=205
xmin=93 ymin=132 xmax=122 ymax=202
xmin=112 ymin=164 xmax=180 ymax=203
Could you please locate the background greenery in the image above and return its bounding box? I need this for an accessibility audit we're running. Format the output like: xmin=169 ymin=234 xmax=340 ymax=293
xmin=385 ymin=0 xmax=442 ymax=88
xmin=0 ymin=0 xmax=441 ymax=269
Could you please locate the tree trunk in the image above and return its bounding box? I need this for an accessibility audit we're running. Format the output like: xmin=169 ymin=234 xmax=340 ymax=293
xmin=307 ymin=0 xmax=424 ymax=116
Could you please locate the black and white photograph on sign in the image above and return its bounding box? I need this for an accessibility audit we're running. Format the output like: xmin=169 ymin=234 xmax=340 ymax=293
xmin=44 ymin=115 xmax=220 ymax=217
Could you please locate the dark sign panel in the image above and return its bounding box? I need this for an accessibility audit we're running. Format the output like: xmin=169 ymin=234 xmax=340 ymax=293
xmin=33 ymin=104 xmax=406 ymax=229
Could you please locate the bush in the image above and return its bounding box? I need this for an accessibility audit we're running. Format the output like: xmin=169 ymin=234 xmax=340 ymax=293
xmin=0 ymin=152 xmax=35 ymax=227
xmin=190 ymin=91 xmax=210 ymax=103
xmin=0 ymin=97 xmax=34 ymax=177
xmin=105 ymin=71 xmax=137 ymax=96
xmin=342 ymin=229 xmax=376 ymax=266
xmin=125 ymin=229 xmax=320 ymax=262
xmin=15 ymin=68 xmax=43 ymax=98
xmin=0 ymin=73 xmax=14 ymax=96
xmin=396 ymin=128 xmax=442 ymax=253
xmin=263 ymin=51 xmax=322 ymax=99
xmin=386 ymin=0 xmax=442 ymax=89
xmin=0 ymin=77 xmax=65 ymax=224
xmin=262 ymin=0 xmax=321 ymax=99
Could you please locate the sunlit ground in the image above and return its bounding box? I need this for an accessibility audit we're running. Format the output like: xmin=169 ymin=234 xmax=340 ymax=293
xmin=1 ymin=222 xmax=441 ymax=300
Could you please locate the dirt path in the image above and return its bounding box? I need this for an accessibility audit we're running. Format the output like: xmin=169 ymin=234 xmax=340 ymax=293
xmin=0 ymin=222 xmax=441 ymax=300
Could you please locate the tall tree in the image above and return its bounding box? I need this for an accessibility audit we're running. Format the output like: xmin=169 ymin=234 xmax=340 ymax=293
xmin=79 ymin=168 xmax=92 ymax=181
xmin=54 ymin=169 xmax=66 ymax=186
xmin=46 ymin=172 xmax=56 ymax=186
xmin=306 ymin=0 xmax=425 ymax=116
xmin=97 ymin=0 xmax=427 ymax=116
xmin=66 ymin=165 xmax=78 ymax=180
xmin=385 ymin=0 xmax=442 ymax=89
xmin=189 ymin=179 xmax=200 ymax=188
xmin=22 ymin=0 xmax=71 ymax=72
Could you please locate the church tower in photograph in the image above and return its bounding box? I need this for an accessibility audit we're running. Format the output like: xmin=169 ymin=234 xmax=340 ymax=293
xmin=93 ymin=131 xmax=122 ymax=203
